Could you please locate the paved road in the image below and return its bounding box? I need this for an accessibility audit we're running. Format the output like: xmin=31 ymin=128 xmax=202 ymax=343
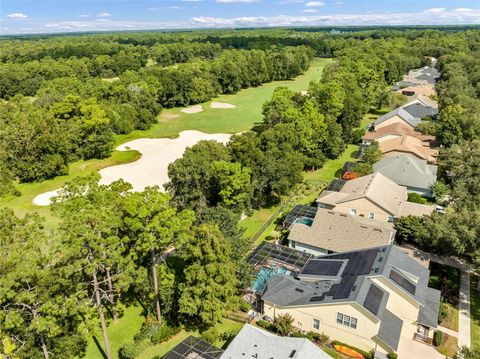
xmin=458 ymin=270 xmax=471 ymax=347
xmin=400 ymin=245 xmax=472 ymax=348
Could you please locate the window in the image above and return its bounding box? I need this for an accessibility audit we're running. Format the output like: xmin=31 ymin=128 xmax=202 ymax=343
xmin=350 ymin=208 xmax=357 ymax=215
xmin=387 ymin=215 xmax=395 ymax=223
xmin=336 ymin=313 xmax=358 ymax=329
xmin=368 ymin=212 xmax=375 ymax=220
xmin=313 ymin=319 xmax=320 ymax=330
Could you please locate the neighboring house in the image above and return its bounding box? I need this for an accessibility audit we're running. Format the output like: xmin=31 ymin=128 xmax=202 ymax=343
xmin=287 ymin=207 xmax=395 ymax=256
xmin=396 ymin=84 xmax=436 ymax=98
xmin=362 ymin=122 xmax=435 ymax=146
xmin=402 ymin=66 xmax=440 ymax=85
xmin=373 ymin=155 xmax=437 ymax=197
xmin=379 ymin=135 xmax=438 ymax=164
xmin=316 ymin=173 xmax=435 ymax=223
xmin=221 ymin=324 xmax=332 ymax=359
xmin=373 ymin=100 xmax=437 ymax=131
xmin=261 ymin=245 xmax=441 ymax=356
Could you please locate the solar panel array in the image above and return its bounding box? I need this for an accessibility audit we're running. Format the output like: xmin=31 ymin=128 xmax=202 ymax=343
xmin=163 ymin=336 xmax=224 ymax=359
xmin=301 ymin=259 xmax=344 ymax=276
xmin=326 ymin=179 xmax=346 ymax=192
xmin=246 ymin=241 xmax=313 ymax=269
xmin=389 ymin=269 xmax=416 ymax=295
xmin=283 ymin=205 xmax=318 ymax=228
xmin=363 ymin=283 xmax=384 ymax=315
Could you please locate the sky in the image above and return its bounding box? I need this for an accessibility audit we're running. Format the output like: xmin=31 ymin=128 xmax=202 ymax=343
xmin=1 ymin=0 xmax=479 ymax=35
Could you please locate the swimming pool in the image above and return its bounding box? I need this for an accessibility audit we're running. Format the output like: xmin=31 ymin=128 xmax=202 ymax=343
xmin=295 ymin=217 xmax=314 ymax=226
xmin=251 ymin=266 xmax=291 ymax=293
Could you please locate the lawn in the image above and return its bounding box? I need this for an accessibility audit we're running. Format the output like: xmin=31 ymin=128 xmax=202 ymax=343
xmin=436 ymin=333 xmax=458 ymax=358
xmin=83 ymin=305 xmax=145 ymax=359
xmin=440 ymin=303 xmax=459 ymax=332
xmin=116 ymin=58 xmax=332 ymax=143
xmin=471 ymin=274 xmax=480 ymax=350
xmin=0 ymin=150 xmax=141 ymax=228
xmin=241 ymin=144 xmax=359 ymax=244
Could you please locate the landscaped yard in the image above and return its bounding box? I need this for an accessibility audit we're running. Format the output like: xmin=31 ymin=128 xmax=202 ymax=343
xmin=436 ymin=333 xmax=458 ymax=358
xmin=241 ymin=144 xmax=359 ymax=244
xmin=471 ymin=274 xmax=480 ymax=350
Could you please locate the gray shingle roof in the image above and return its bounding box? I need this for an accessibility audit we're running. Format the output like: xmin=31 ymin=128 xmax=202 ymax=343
xmin=402 ymin=102 xmax=438 ymax=119
xmin=373 ymin=155 xmax=437 ymax=192
xmin=376 ymin=310 xmax=403 ymax=351
xmin=220 ymin=324 xmax=332 ymax=359
xmin=374 ymin=107 xmax=421 ymax=128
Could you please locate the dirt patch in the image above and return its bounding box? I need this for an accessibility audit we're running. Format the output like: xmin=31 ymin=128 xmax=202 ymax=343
xmin=161 ymin=112 xmax=180 ymax=121
xmin=180 ymin=105 xmax=203 ymax=114
xmin=210 ymin=102 xmax=236 ymax=109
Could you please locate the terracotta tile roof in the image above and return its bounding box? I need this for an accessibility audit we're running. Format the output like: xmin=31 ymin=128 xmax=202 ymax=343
xmin=379 ymin=136 xmax=438 ymax=164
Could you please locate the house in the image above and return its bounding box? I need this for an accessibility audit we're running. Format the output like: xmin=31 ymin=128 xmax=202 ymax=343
xmin=362 ymin=122 xmax=435 ymax=146
xmin=402 ymin=66 xmax=440 ymax=85
xmin=373 ymin=100 xmax=437 ymax=131
xmin=316 ymin=173 xmax=435 ymax=223
xmin=379 ymin=135 xmax=438 ymax=164
xmin=373 ymin=155 xmax=437 ymax=197
xmin=261 ymin=245 xmax=441 ymax=356
xmin=221 ymin=324 xmax=332 ymax=359
xmin=287 ymin=207 xmax=395 ymax=256
xmin=396 ymin=84 xmax=436 ymax=98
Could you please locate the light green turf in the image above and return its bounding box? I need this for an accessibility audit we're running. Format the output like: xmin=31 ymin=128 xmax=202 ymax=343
xmin=117 ymin=58 xmax=332 ymax=143
xmin=0 ymin=150 xmax=140 ymax=226
xmin=2 ymin=58 xmax=331 ymax=226
xmin=83 ymin=305 xmax=145 ymax=359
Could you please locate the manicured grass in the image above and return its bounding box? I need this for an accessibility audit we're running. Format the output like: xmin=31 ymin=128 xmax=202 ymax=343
xmin=83 ymin=305 xmax=145 ymax=359
xmin=136 ymin=319 xmax=243 ymax=359
xmin=436 ymin=333 xmax=458 ymax=358
xmin=440 ymin=303 xmax=459 ymax=332
xmin=1 ymin=150 xmax=141 ymax=227
xmin=241 ymin=204 xmax=282 ymax=240
xmin=471 ymin=274 xmax=480 ymax=350
xmin=117 ymin=58 xmax=332 ymax=143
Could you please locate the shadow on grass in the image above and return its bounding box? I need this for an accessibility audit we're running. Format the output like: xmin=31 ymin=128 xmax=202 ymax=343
xmin=92 ymin=336 xmax=107 ymax=359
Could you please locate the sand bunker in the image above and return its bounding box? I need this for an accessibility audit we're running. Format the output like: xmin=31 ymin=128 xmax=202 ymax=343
xmin=33 ymin=189 xmax=62 ymax=206
xmin=210 ymin=102 xmax=236 ymax=109
xmin=33 ymin=131 xmax=232 ymax=206
xmin=180 ymin=105 xmax=203 ymax=114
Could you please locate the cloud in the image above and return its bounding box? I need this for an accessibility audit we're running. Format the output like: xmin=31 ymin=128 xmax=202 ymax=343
xmin=453 ymin=8 xmax=474 ymax=13
xmin=97 ymin=12 xmax=111 ymax=18
xmin=6 ymin=13 xmax=28 ymax=18
xmin=424 ymin=8 xmax=445 ymax=13
xmin=170 ymin=6 xmax=183 ymax=9
xmin=303 ymin=9 xmax=318 ymax=13
xmin=305 ymin=1 xmax=325 ymax=6
xmin=216 ymin=0 xmax=258 ymax=3
xmin=334 ymin=1 xmax=344 ymax=4
xmin=79 ymin=14 xmax=91 ymax=18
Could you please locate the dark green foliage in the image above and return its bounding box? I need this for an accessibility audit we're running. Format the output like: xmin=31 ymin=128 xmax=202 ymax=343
xmin=150 ymin=324 xmax=181 ymax=344
xmin=362 ymin=141 xmax=383 ymax=165
xmin=437 ymin=302 xmax=449 ymax=323
xmin=200 ymin=327 xmax=220 ymax=344
xmin=256 ymin=320 xmax=275 ymax=332
xmin=388 ymin=353 xmax=398 ymax=359
xmin=407 ymin=192 xmax=427 ymax=204
xmin=454 ymin=346 xmax=480 ymax=359
xmin=433 ymin=331 xmax=444 ymax=347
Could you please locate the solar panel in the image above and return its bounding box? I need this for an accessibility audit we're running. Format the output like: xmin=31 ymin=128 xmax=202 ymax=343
xmin=163 ymin=336 xmax=224 ymax=359
xmin=283 ymin=205 xmax=318 ymax=228
xmin=301 ymin=259 xmax=343 ymax=276
xmin=326 ymin=179 xmax=346 ymax=192
xmin=363 ymin=283 xmax=384 ymax=315
xmin=389 ymin=269 xmax=416 ymax=295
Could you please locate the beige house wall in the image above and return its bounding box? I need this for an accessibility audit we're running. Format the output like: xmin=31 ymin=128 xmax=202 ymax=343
xmin=263 ymin=301 xmax=380 ymax=352
xmin=375 ymin=116 xmax=413 ymax=130
xmin=331 ymin=198 xmax=393 ymax=223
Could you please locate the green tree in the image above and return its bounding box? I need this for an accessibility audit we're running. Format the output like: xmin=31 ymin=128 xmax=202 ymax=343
xmin=211 ymin=161 xmax=252 ymax=211
xmin=178 ymin=225 xmax=237 ymax=327
xmin=123 ymin=187 xmax=194 ymax=322
xmin=362 ymin=141 xmax=382 ymax=164
xmin=273 ymin=313 xmax=294 ymax=336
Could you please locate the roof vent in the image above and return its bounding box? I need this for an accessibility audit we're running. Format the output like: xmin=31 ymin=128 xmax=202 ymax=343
xmin=289 ymin=350 xmax=297 ymax=358
xmin=295 ymin=288 xmax=304 ymax=293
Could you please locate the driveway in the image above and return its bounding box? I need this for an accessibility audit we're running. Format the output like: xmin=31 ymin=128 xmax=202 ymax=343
xmin=397 ymin=337 xmax=445 ymax=359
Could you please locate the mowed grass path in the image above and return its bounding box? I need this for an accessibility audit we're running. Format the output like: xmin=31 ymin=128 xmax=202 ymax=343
xmin=117 ymin=58 xmax=331 ymax=142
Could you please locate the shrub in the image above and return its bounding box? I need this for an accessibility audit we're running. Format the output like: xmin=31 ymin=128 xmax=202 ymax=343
xmin=201 ymin=327 xmax=219 ymax=344
xmin=407 ymin=192 xmax=427 ymax=204
xmin=438 ymin=302 xmax=449 ymax=323
xmin=290 ymin=332 xmax=308 ymax=338
xmin=150 ymin=324 xmax=181 ymax=344
xmin=273 ymin=313 xmax=294 ymax=336
xmin=388 ymin=353 xmax=398 ymax=359
xmin=119 ymin=341 xmax=140 ymax=359
xmin=256 ymin=319 xmax=275 ymax=331
xmin=238 ymin=300 xmax=251 ymax=313
xmin=433 ymin=331 xmax=444 ymax=347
